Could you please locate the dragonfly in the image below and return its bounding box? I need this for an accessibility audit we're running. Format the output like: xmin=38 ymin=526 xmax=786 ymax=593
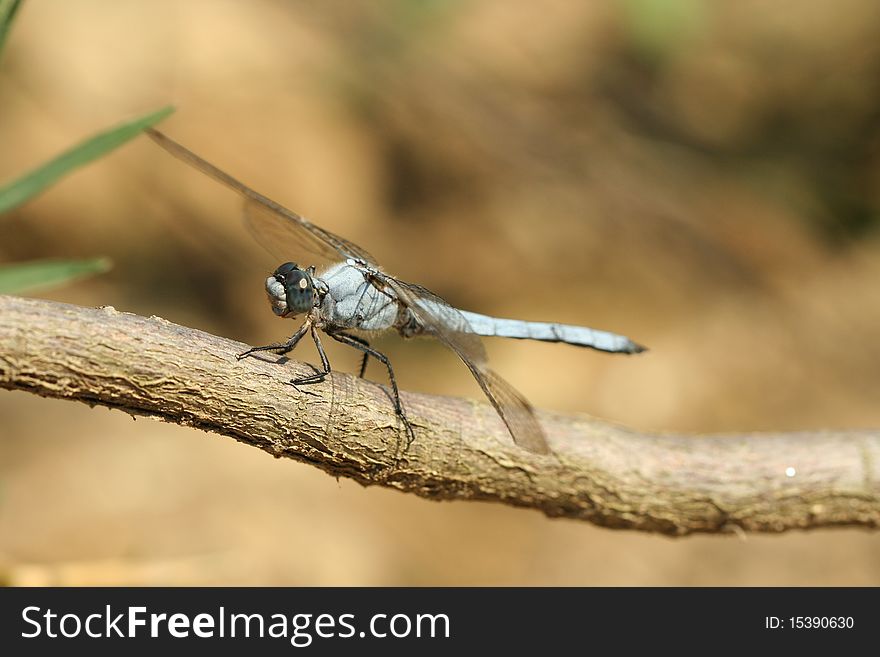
xmin=147 ymin=129 xmax=646 ymax=454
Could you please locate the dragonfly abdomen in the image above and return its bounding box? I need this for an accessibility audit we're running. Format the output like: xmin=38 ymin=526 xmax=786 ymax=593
xmin=456 ymin=310 xmax=645 ymax=354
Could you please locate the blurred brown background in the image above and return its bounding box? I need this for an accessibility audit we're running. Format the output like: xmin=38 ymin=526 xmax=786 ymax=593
xmin=1 ymin=0 xmax=879 ymax=585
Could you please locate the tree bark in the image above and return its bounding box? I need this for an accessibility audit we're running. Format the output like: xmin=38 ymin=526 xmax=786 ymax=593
xmin=1 ymin=294 xmax=878 ymax=535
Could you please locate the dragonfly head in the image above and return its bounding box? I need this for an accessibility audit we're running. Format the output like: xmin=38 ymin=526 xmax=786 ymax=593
xmin=265 ymin=262 xmax=315 ymax=318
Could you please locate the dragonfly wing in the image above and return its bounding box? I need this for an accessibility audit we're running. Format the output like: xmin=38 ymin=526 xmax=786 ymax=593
xmin=148 ymin=129 xmax=377 ymax=266
xmin=243 ymin=199 xmax=376 ymax=265
xmin=462 ymin=366 xmax=551 ymax=455
xmin=383 ymin=276 xmax=550 ymax=454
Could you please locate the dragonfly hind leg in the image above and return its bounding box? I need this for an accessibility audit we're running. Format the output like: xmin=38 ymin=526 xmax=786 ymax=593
xmin=337 ymin=333 xmax=371 ymax=378
xmin=328 ymin=330 xmax=415 ymax=446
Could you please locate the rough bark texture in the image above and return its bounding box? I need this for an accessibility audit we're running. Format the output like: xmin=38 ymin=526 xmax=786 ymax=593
xmin=1 ymin=294 xmax=878 ymax=535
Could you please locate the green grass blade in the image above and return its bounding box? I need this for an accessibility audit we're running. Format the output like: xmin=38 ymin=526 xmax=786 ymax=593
xmin=0 ymin=0 xmax=24 ymax=59
xmin=0 ymin=105 xmax=175 ymax=215
xmin=0 ymin=257 xmax=112 ymax=294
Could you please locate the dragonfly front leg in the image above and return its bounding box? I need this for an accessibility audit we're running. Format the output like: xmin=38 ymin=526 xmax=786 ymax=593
xmin=236 ymin=321 xmax=310 ymax=360
xmin=328 ymin=330 xmax=415 ymax=446
xmin=290 ymin=325 xmax=331 ymax=386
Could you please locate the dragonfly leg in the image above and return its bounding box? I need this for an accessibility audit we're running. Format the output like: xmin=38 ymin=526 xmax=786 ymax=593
xmin=330 ymin=332 xmax=371 ymax=378
xmin=328 ymin=330 xmax=415 ymax=446
xmin=236 ymin=321 xmax=309 ymax=360
xmin=357 ymin=351 xmax=370 ymax=379
xmin=290 ymin=325 xmax=332 ymax=386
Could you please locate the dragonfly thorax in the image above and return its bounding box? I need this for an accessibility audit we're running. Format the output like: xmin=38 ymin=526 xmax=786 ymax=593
xmin=265 ymin=262 xmax=316 ymax=318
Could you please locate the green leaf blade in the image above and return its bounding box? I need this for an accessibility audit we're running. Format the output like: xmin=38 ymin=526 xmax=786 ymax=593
xmin=0 ymin=0 xmax=24 ymax=59
xmin=0 ymin=257 xmax=112 ymax=294
xmin=0 ymin=105 xmax=175 ymax=215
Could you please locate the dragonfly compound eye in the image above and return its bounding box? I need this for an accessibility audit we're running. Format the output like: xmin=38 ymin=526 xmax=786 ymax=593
xmin=281 ymin=269 xmax=315 ymax=314
xmin=265 ymin=263 xmax=312 ymax=317
xmin=274 ymin=262 xmax=299 ymax=278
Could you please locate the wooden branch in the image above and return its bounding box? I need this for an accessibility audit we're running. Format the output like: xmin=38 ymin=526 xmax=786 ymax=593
xmin=1 ymin=294 xmax=878 ymax=535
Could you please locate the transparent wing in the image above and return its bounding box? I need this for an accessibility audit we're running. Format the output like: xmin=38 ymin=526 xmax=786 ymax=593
xmin=148 ymin=129 xmax=377 ymax=266
xmin=381 ymin=276 xmax=550 ymax=454
xmin=243 ymin=200 xmax=376 ymax=265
